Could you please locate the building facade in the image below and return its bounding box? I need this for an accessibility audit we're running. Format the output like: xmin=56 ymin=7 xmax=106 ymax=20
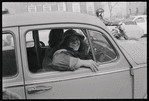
xmin=2 ymin=2 xmax=103 ymax=16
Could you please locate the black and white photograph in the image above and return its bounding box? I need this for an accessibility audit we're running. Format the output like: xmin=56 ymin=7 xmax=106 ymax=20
xmin=2 ymin=2 xmax=147 ymax=99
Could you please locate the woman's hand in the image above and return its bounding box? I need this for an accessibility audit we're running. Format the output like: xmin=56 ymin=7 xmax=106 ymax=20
xmin=84 ymin=60 xmax=99 ymax=72
xmin=76 ymin=59 xmax=99 ymax=72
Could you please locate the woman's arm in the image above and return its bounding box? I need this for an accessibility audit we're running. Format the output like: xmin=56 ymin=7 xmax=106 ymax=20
xmin=52 ymin=49 xmax=99 ymax=72
xmin=74 ymin=59 xmax=99 ymax=72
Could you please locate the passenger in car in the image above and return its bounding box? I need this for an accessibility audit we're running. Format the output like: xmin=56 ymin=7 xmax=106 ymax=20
xmin=46 ymin=29 xmax=99 ymax=72
xmin=41 ymin=29 xmax=64 ymax=71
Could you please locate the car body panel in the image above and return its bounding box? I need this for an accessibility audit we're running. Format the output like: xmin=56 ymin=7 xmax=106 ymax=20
xmin=2 ymin=11 xmax=105 ymax=29
xmin=117 ymin=40 xmax=147 ymax=99
xmin=123 ymin=25 xmax=144 ymax=39
xmin=107 ymin=25 xmax=144 ymax=39
xmin=2 ymin=11 xmax=147 ymax=99
xmin=123 ymin=15 xmax=147 ymax=34
xmin=133 ymin=65 xmax=147 ymax=98
xmin=133 ymin=15 xmax=147 ymax=34
xmin=25 ymin=69 xmax=132 ymax=99
xmin=117 ymin=40 xmax=147 ymax=64
xmin=19 ymin=23 xmax=132 ymax=99
xmin=2 ymin=27 xmax=26 ymax=99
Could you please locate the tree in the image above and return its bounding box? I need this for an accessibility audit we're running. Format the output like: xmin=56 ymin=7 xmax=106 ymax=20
xmin=101 ymin=2 xmax=118 ymax=20
xmin=108 ymin=2 xmax=118 ymax=20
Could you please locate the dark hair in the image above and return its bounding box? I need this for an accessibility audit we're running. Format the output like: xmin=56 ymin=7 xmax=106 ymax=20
xmin=47 ymin=30 xmax=90 ymax=59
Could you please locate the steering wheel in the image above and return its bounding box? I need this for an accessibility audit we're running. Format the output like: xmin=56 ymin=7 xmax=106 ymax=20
xmin=39 ymin=41 xmax=45 ymax=47
xmin=26 ymin=41 xmax=45 ymax=47
xmin=90 ymin=40 xmax=107 ymax=62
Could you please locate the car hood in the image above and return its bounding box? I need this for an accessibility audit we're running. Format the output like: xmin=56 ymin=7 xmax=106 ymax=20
xmin=117 ymin=40 xmax=147 ymax=65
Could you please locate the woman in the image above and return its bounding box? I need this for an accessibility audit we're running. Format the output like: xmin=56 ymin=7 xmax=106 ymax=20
xmin=47 ymin=29 xmax=99 ymax=72
xmin=42 ymin=29 xmax=64 ymax=70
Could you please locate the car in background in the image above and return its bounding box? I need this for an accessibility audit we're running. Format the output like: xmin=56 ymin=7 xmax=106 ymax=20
xmin=121 ymin=15 xmax=147 ymax=34
xmin=2 ymin=9 xmax=147 ymax=99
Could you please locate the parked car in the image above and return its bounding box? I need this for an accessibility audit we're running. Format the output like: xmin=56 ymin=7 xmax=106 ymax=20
xmin=2 ymin=10 xmax=147 ymax=99
xmin=121 ymin=15 xmax=147 ymax=34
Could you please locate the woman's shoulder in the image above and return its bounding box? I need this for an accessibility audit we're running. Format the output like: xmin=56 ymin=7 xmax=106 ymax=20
xmin=53 ymin=49 xmax=67 ymax=56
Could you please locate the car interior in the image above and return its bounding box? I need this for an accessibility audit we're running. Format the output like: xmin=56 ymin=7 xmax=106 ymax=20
xmin=25 ymin=28 xmax=116 ymax=73
xmin=2 ymin=28 xmax=117 ymax=76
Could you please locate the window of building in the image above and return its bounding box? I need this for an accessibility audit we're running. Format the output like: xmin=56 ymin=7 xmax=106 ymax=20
xmin=2 ymin=33 xmax=18 ymax=77
xmin=43 ymin=3 xmax=51 ymax=11
xmin=86 ymin=2 xmax=95 ymax=15
xmin=136 ymin=8 xmax=138 ymax=14
xmin=28 ymin=4 xmax=37 ymax=12
xmin=72 ymin=2 xmax=80 ymax=13
xmin=129 ymin=9 xmax=131 ymax=15
xmin=58 ymin=2 xmax=66 ymax=11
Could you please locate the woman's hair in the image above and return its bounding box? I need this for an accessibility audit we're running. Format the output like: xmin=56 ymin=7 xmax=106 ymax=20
xmin=47 ymin=34 xmax=88 ymax=59
xmin=47 ymin=29 xmax=91 ymax=59
xmin=61 ymin=35 xmax=85 ymax=52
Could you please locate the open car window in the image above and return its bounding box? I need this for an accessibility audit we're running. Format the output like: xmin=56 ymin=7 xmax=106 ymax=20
xmin=25 ymin=28 xmax=117 ymax=74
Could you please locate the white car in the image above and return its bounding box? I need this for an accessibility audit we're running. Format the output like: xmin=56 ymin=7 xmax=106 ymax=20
xmin=123 ymin=15 xmax=147 ymax=34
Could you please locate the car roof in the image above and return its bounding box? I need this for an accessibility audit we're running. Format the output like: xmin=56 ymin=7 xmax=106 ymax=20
xmin=132 ymin=15 xmax=146 ymax=18
xmin=3 ymin=11 xmax=105 ymax=28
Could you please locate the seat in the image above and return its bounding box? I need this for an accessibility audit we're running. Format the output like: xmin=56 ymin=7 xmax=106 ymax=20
xmin=37 ymin=29 xmax=64 ymax=73
xmin=2 ymin=49 xmax=17 ymax=77
xmin=45 ymin=29 xmax=64 ymax=55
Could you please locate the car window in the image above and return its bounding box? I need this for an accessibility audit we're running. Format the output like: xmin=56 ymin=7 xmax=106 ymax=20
xmin=25 ymin=28 xmax=117 ymax=73
xmin=38 ymin=29 xmax=86 ymax=47
xmin=39 ymin=30 xmax=51 ymax=47
xmin=26 ymin=31 xmax=34 ymax=48
xmin=25 ymin=28 xmax=90 ymax=73
xmin=88 ymin=30 xmax=117 ymax=63
xmin=2 ymin=33 xmax=18 ymax=77
xmin=136 ymin=17 xmax=145 ymax=23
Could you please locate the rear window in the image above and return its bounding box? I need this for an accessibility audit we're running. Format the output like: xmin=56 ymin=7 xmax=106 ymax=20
xmin=2 ymin=33 xmax=18 ymax=77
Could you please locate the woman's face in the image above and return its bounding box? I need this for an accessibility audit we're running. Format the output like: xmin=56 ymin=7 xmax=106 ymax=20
xmin=68 ymin=36 xmax=80 ymax=51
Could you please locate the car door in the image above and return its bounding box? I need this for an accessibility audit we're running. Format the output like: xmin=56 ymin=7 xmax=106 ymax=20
xmin=20 ymin=24 xmax=133 ymax=99
xmin=2 ymin=27 xmax=26 ymax=99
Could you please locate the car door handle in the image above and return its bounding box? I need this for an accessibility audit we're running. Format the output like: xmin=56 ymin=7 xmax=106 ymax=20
xmin=27 ymin=85 xmax=52 ymax=94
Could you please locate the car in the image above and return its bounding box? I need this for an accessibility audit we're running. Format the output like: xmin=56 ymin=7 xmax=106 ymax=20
xmin=121 ymin=15 xmax=147 ymax=34
xmin=2 ymin=10 xmax=147 ymax=99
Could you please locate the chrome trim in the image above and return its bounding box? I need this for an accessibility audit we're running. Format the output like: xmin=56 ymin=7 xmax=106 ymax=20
xmin=25 ymin=68 xmax=130 ymax=85
xmin=3 ymin=82 xmax=24 ymax=88
xmin=133 ymin=64 xmax=147 ymax=70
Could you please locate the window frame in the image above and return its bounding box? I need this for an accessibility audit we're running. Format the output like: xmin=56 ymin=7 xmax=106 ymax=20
xmin=20 ymin=23 xmax=122 ymax=79
xmin=85 ymin=29 xmax=118 ymax=64
xmin=2 ymin=31 xmax=19 ymax=79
